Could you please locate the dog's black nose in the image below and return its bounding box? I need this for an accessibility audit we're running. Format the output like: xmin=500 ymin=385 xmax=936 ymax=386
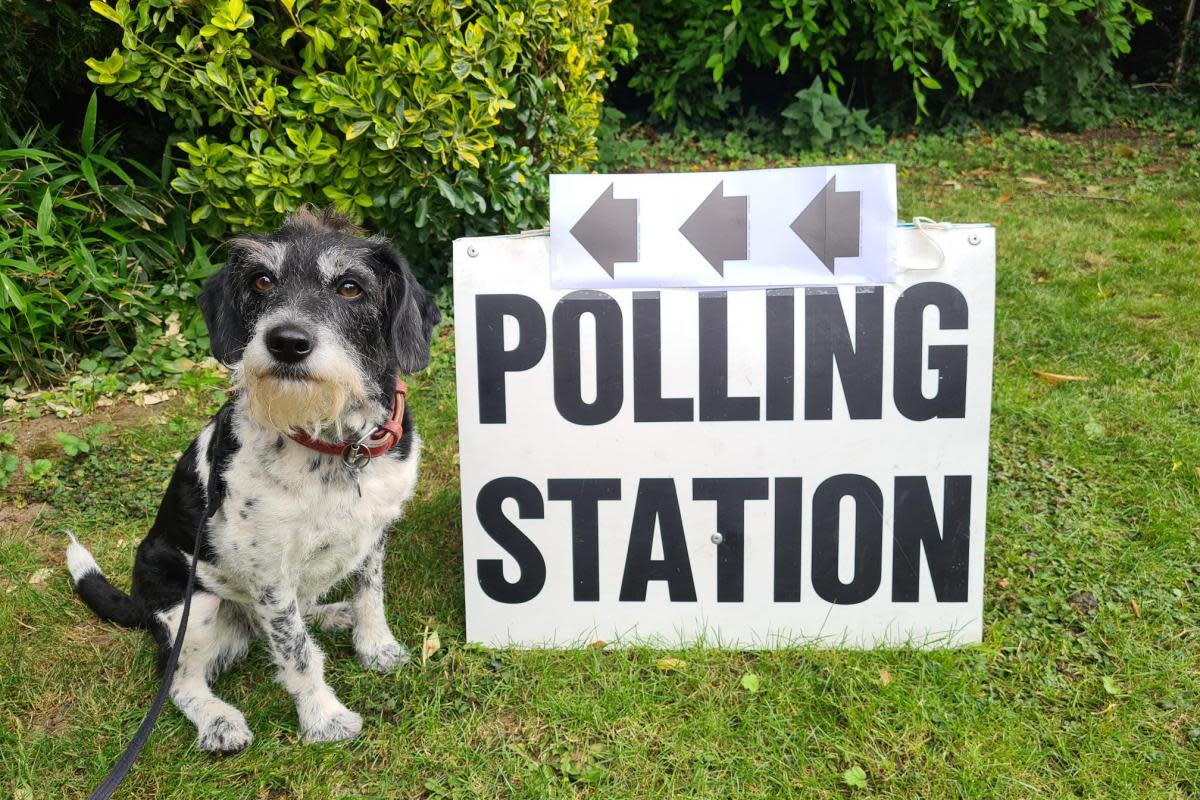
xmin=265 ymin=324 xmax=314 ymax=363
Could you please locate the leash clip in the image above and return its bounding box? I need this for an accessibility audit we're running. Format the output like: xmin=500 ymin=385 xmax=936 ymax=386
xmin=341 ymin=436 xmax=372 ymax=472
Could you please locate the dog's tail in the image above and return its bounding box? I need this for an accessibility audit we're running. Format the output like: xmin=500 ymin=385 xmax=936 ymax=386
xmin=65 ymin=532 xmax=146 ymax=629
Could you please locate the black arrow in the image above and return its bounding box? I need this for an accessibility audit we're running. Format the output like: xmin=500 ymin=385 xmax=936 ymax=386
xmin=570 ymin=183 xmax=638 ymax=277
xmin=790 ymin=175 xmax=861 ymax=273
xmin=678 ymin=180 xmax=748 ymax=275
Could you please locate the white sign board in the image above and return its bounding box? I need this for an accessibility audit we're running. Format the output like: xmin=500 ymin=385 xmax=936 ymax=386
xmin=549 ymin=164 xmax=897 ymax=288
xmin=454 ymin=225 xmax=994 ymax=648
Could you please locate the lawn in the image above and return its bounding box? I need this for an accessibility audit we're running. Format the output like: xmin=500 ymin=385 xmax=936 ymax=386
xmin=2 ymin=125 xmax=1198 ymax=798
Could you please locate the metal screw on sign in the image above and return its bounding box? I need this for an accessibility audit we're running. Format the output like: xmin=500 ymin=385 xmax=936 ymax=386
xmin=710 ymin=533 xmax=724 ymax=545
xmin=467 ymin=245 xmax=479 ymax=257
xmin=967 ymin=233 xmax=981 ymax=246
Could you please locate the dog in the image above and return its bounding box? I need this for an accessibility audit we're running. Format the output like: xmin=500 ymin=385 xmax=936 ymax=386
xmin=65 ymin=208 xmax=440 ymax=752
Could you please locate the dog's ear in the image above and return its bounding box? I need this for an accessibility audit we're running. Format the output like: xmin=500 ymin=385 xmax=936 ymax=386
xmin=197 ymin=265 xmax=248 ymax=366
xmin=375 ymin=242 xmax=441 ymax=373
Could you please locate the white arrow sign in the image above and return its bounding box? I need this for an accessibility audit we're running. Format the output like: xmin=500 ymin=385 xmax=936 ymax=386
xmin=550 ymin=164 xmax=897 ymax=289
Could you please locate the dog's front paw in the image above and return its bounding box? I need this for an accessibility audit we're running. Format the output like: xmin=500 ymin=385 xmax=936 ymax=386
xmin=300 ymin=702 xmax=363 ymax=744
xmin=356 ymin=637 xmax=410 ymax=673
xmin=197 ymin=712 xmax=253 ymax=753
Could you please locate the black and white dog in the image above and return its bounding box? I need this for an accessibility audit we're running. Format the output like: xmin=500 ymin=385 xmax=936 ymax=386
xmin=65 ymin=208 xmax=440 ymax=751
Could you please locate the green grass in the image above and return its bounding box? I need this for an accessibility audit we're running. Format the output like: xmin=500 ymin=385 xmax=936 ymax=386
xmin=2 ymin=125 xmax=1199 ymax=798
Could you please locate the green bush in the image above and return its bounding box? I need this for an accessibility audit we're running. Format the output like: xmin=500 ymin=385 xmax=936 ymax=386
xmin=86 ymin=0 xmax=631 ymax=280
xmin=781 ymin=78 xmax=882 ymax=150
xmin=614 ymin=0 xmax=1152 ymax=129
xmin=0 ymin=96 xmax=216 ymax=386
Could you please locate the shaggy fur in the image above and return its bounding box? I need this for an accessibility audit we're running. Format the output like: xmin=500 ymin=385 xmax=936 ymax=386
xmin=66 ymin=208 xmax=441 ymax=751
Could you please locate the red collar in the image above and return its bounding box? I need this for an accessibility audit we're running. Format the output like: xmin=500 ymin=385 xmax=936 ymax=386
xmin=288 ymin=380 xmax=407 ymax=468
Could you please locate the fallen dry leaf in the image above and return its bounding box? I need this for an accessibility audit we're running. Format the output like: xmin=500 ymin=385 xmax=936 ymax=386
xmin=996 ymin=194 xmax=1012 ymax=203
xmin=1130 ymin=598 xmax=1141 ymax=618
xmin=656 ymin=657 xmax=686 ymax=672
xmin=997 ymin=578 xmax=1009 ymax=589
xmin=28 ymin=567 xmax=54 ymax=586
xmin=879 ymin=669 xmax=893 ymax=686
xmin=421 ymin=626 xmax=441 ymax=666
xmin=1033 ymin=370 xmax=1089 ymax=386
xmin=1018 ymin=176 xmax=1048 ymax=186
xmin=136 ymin=389 xmax=177 ymax=407
xmin=588 ymin=640 xmax=607 ymax=650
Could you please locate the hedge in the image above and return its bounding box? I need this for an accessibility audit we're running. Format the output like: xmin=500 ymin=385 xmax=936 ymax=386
xmin=86 ymin=0 xmax=633 ymax=279
xmin=613 ymin=0 xmax=1152 ymax=129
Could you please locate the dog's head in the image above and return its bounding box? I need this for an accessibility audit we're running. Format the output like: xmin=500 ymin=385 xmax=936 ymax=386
xmin=197 ymin=207 xmax=441 ymax=435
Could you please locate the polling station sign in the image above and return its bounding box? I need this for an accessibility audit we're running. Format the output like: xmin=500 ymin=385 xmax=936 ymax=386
xmin=453 ymin=223 xmax=995 ymax=649
xmin=549 ymin=164 xmax=897 ymax=288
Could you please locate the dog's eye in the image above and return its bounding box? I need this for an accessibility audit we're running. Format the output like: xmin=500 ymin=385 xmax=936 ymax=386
xmin=253 ymin=274 xmax=274 ymax=293
xmin=337 ymin=280 xmax=363 ymax=299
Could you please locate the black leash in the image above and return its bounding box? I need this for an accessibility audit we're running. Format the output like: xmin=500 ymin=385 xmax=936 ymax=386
xmin=87 ymin=502 xmax=206 ymax=799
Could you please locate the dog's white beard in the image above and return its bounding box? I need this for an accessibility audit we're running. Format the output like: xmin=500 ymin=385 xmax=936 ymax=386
xmin=233 ymin=368 xmax=367 ymax=437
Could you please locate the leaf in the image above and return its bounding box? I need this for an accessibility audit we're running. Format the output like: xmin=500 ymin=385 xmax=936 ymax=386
xmin=1102 ymin=676 xmax=1121 ymax=696
xmin=740 ymin=672 xmax=761 ymax=692
xmin=80 ymin=158 xmax=101 ymax=194
xmin=421 ymin=626 xmax=440 ymax=665
xmin=89 ymin=153 xmax=134 ymax=188
xmin=996 ymin=193 xmax=1012 ymax=203
xmin=105 ymin=190 xmax=165 ymax=229
xmin=655 ymin=657 xmax=686 ymax=672
xmin=344 ymin=120 xmax=371 ymax=141
xmin=434 ymin=177 xmax=463 ymax=209
xmin=24 ymin=459 xmax=53 ymax=482
xmin=0 ymin=272 xmax=27 ymax=313
xmin=1018 ymin=175 xmax=1048 ymax=185
xmin=1033 ymin=370 xmax=1089 ymax=386
xmin=587 ymin=640 xmax=607 ymax=650
xmin=842 ymin=766 xmax=867 ymax=789
xmin=879 ymin=669 xmax=893 ymax=686
xmin=36 ymin=188 xmax=54 ymax=238
xmin=28 ymin=567 xmax=55 ymax=586
xmin=55 ymin=432 xmax=88 ymax=455
xmin=82 ymin=93 xmax=98 ymax=155
xmin=89 ymin=1 xmax=125 ymax=26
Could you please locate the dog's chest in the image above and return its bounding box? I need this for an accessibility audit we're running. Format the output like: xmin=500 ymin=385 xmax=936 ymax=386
xmin=205 ymin=434 xmax=419 ymax=600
